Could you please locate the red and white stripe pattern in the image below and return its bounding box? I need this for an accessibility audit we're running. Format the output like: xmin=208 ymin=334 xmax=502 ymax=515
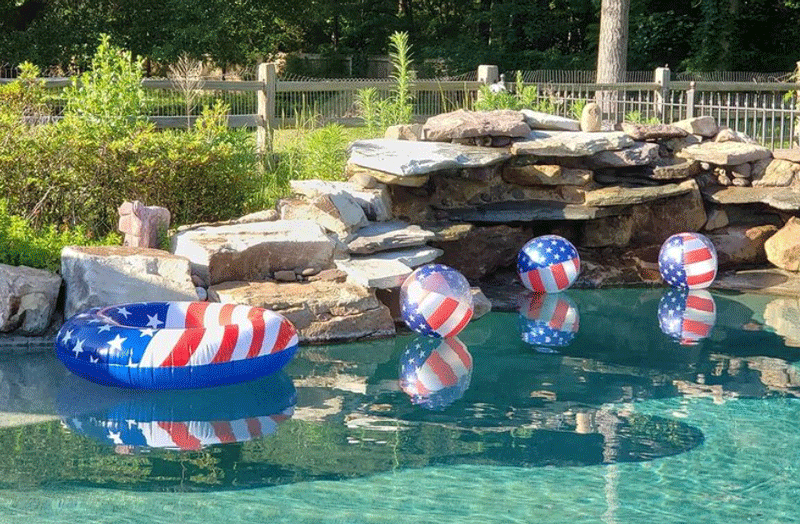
xmin=400 ymin=337 xmax=472 ymax=398
xmin=517 ymin=235 xmax=581 ymax=293
xmin=658 ymin=289 xmax=716 ymax=345
xmin=521 ymin=293 xmax=580 ymax=332
xmin=400 ymin=265 xmax=474 ymax=338
xmin=659 ymin=232 xmax=718 ymax=289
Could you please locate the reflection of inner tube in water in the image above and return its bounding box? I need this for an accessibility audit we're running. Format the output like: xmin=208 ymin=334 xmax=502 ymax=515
xmin=58 ymin=371 xmax=296 ymax=450
xmin=399 ymin=336 xmax=472 ymax=410
xmin=658 ymin=289 xmax=716 ymax=345
xmin=518 ymin=292 xmax=580 ymax=352
xmin=54 ymin=302 xmax=299 ymax=389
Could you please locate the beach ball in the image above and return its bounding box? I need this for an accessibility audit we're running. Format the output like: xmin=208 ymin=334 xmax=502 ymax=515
xmin=658 ymin=289 xmax=716 ymax=345
xmin=658 ymin=232 xmax=718 ymax=289
xmin=400 ymin=264 xmax=474 ymax=338
xmin=399 ymin=336 xmax=472 ymax=410
xmin=517 ymin=235 xmax=580 ymax=293
xmin=518 ymin=292 xmax=580 ymax=351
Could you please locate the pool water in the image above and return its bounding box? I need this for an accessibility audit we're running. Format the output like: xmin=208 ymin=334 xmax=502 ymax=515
xmin=0 ymin=288 xmax=799 ymax=523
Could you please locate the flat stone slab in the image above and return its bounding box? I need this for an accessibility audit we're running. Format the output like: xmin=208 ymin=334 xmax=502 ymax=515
xmin=346 ymin=163 xmax=429 ymax=187
xmin=510 ymin=131 xmax=633 ymax=157
xmin=584 ymin=179 xmax=698 ymax=207
xmin=751 ymin=159 xmax=799 ymax=187
xmin=678 ymin=141 xmax=771 ymax=166
xmin=673 ymin=116 xmax=718 ymax=137
xmin=502 ymin=163 xmax=592 ymax=186
xmin=171 ymin=219 xmax=335 ymax=286
xmin=347 ymin=220 xmax=436 ymax=255
xmin=363 ymin=246 xmax=443 ymax=268
xmin=520 ymin=109 xmax=580 ymax=131
xmin=423 ymin=109 xmax=531 ymax=141
xmin=209 ymin=279 xmax=395 ymax=342
xmin=772 ymin=149 xmax=800 ymax=163
xmin=335 ymin=258 xmax=412 ymax=289
xmin=619 ymin=122 xmax=688 ymax=141
xmin=289 ymin=179 xmax=392 ymax=222
xmin=712 ymin=269 xmax=800 ymax=298
xmin=648 ymin=158 xmax=703 ymax=180
xmin=583 ymin=142 xmax=660 ymax=169
xmin=701 ymin=186 xmax=800 ymax=211
xmin=442 ymin=201 xmax=627 ymax=221
xmin=348 ymin=138 xmax=511 ymax=177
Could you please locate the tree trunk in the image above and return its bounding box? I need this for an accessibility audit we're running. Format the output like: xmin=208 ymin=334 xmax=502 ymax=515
xmin=595 ymin=0 xmax=630 ymax=121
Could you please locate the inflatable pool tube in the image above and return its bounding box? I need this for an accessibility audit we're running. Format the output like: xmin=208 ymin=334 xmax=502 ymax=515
xmin=55 ymin=302 xmax=299 ymax=389
xmin=58 ymin=371 xmax=296 ymax=450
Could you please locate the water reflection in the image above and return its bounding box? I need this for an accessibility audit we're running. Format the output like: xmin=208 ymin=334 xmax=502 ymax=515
xmin=518 ymin=292 xmax=579 ymax=352
xmin=657 ymin=289 xmax=717 ymax=345
xmin=399 ymin=336 xmax=472 ymax=410
xmin=57 ymin=372 xmax=296 ymax=451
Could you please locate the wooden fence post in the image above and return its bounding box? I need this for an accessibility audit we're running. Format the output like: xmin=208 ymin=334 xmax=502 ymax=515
xmin=257 ymin=62 xmax=276 ymax=155
xmin=654 ymin=66 xmax=670 ymax=121
xmin=686 ymin=81 xmax=696 ymax=119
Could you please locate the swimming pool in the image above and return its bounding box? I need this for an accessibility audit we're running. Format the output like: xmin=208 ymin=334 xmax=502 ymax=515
xmin=0 ymin=288 xmax=798 ymax=523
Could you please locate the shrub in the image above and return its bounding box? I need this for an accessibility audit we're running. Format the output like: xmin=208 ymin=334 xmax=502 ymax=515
xmin=0 ymin=200 xmax=120 ymax=272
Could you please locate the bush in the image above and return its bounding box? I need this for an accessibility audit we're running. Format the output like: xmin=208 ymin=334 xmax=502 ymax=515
xmin=0 ymin=39 xmax=259 ymax=238
xmin=0 ymin=200 xmax=119 ymax=272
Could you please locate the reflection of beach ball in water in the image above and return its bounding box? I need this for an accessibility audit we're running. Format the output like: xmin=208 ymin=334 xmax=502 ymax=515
xmin=658 ymin=232 xmax=717 ymax=289
xmin=399 ymin=336 xmax=472 ymax=410
xmin=518 ymin=292 xmax=580 ymax=350
xmin=658 ymin=289 xmax=716 ymax=345
xmin=517 ymin=235 xmax=580 ymax=293
xmin=400 ymin=264 xmax=474 ymax=338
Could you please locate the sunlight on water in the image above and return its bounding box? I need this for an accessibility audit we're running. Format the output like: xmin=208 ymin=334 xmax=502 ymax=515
xmin=0 ymin=289 xmax=799 ymax=523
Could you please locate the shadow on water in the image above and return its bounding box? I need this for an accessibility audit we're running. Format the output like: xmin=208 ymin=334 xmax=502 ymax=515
xmin=1 ymin=288 xmax=799 ymax=492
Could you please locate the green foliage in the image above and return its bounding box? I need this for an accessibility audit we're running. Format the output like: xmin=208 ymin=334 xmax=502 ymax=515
xmin=63 ymin=34 xmax=147 ymax=134
xmin=475 ymin=71 xmax=558 ymax=114
xmin=0 ymin=39 xmax=259 ymax=240
xmin=625 ymin=110 xmax=661 ymax=125
xmin=0 ymin=200 xmax=119 ymax=271
xmin=356 ymin=31 xmax=415 ymax=136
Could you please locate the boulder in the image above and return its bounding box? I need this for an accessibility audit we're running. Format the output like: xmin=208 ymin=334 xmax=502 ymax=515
xmin=628 ymin=186 xmax=707 ymax=246
xmin=678 ymin=141 xmax=771 ymax=166
xmin=0 ymin=264 xmax=61 ymax=335
xmin=502 ymin=162 xmax=592 ymax=186
xmin=583 ymin=142 xmax=660 ymax=169
xmin=772 ymin=149 xmax=800 ymax=163
xmin=471 ymin=288 xmax=492 ymax=320
xmin=279 ymin=195 xmax=367 ymax=236
xmin=751 ymin=159 xmax=799 ymax=187
xmin=673 ymin=116 xmax=719 ymax=137
xmin=511 ymin=131 xmax=633 ymax=157
xmin=117 ymin=200 xmax=170 ymax=249
xmin=619 ymin=122 xmax=688 ymax=141
xmin=347 ymin=221 xmax=436 ymax=255
xmin=61 ymin=246 xmax=198 ymax=319
xmin=580 ymin=102 xmax=601 ymax=132
xmin=763 ymin=297 xmax=800 ymax=346
xmin=335 ymin=258 xmax=412 ymax=289
xmin=706 ymin=224 xmax=778 ymax=268
xmin=431 ymin=225 xmax=531 ymax=280
xmin=664 ymin=133 xmax=702 ymax=152
xmin=422 ymin=109 xmax=530 ymax=141
xmin=289 ymin=179 xmax=393 ymax=222
xmin=714 ymin=127 xmax=757 ymax=144
xmin=648 ymin=158 xmax=703 ymax=180
xmin=765 ymin=217 xmax=800 ymax=271
xmin=520 ymin=109 xmax=580 ymax=131
xmin=171 ymin=220 xmax=336 ymax=287
xmin=584 ymin=178 xmax=698 ymax=207
xmin=704 ymin=207 xmax=730 ymax=231
xmin=348 ymin=138 xmax=511 ymax=177
xmin=385 ymin=123 xmax=423 ymax=141
xmin=209 ymin=279 xmax=395 ymax=343
xmin=580 ymin=214 xmax=635 ymax=248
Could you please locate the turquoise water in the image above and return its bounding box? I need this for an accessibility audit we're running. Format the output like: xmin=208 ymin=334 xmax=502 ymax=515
xmin=0 ymin=288 xmax=799 ymax=522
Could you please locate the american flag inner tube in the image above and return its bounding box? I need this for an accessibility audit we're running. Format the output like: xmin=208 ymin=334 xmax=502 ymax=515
xmin=55 ymin=302 xmax=299 ymax=389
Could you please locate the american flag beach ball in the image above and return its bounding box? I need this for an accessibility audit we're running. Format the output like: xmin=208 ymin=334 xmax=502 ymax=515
xmin=658 ymin=232 xmax=718 ymax=289
xmin=517 ymin=235 xmax=580 ymax=293
xmin=518 ymin=292 xmax=580 ymax=350
xmin=658 ymin=288 xmax=717 ymax=345
xmin=400 ymin=264 xmax=474 ymax=338
xmin=399 ymin=336 xmax=472 ymax=410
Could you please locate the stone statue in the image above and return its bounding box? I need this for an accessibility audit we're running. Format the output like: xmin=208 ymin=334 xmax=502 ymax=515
xmin=118 ymin=200 xmax=171 ymax=249
xmin=581 ymin=102 xmax=602 ymax=132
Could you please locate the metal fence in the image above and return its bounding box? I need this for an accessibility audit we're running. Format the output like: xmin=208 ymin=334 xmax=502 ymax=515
xmin=3 ymin=65 xmax=800 ymax=148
